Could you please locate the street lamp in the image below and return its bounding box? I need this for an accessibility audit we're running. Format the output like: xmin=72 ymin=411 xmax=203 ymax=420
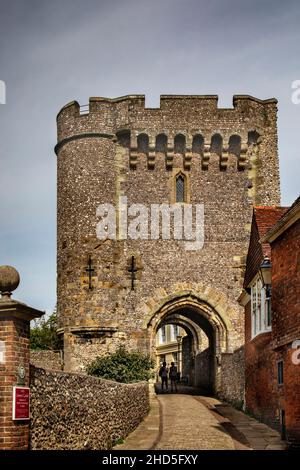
xmin=259 ymin=255 xmax=272 ymax=327
xmin=259 ymin=255 xmax=272 ymax=287
xmin=176 ymin=335 xmax=182 ymax=378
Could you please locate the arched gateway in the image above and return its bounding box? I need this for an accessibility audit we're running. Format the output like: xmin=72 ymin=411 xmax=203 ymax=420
xmin=145 ymin=290 xmax=235 ymax=394
xmin=150 ymin=298 xmax=226 ymax=392
xmin=55 ymin=94 xmax=280 ymax=403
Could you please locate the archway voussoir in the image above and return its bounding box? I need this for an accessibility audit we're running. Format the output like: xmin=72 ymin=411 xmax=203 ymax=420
xmin=154 ymin=288 xmax=168 ymax=300
xmin=146 ymin=298 xmax=157 ymax=310
xmin=173 ymin=283 xmax=190 ymax=292
xmin=192 ymin=282 xmax=206 ymax=295
xmin=202 ymin=285 xmax=214 ymax=299
xmin=198 ymin=292 xmax=208 ymax=302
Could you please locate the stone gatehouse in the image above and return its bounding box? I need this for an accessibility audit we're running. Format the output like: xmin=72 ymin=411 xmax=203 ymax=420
xmin=55 ymin=94 xmax=280 ymax=400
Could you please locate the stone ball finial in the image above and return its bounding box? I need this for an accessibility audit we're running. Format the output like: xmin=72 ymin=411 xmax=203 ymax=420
xmin=0 ymin=265 xmax=20 ymax=299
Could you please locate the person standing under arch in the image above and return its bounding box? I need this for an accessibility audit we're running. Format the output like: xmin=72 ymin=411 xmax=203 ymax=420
xmin=159 ymin=361 xmax=168 ymax=392
xmin=169 ymin=362 xmax=178 ymax=393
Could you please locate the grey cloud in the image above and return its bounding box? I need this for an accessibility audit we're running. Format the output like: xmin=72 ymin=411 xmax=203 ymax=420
xmin=0 ymin=0 xmax=299 ymax=311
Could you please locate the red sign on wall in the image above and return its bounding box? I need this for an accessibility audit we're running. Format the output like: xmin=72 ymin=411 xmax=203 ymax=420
xmin=12 ymin=386 xmax=30 ymax=420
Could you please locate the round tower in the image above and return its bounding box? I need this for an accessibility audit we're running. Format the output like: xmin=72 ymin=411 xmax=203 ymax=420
xmin=56 ymin=98 xmax=125 ymax=371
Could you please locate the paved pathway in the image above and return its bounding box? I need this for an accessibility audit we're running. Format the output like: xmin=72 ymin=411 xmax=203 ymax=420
xmin=156 ymin=394 xmax=235 ymax=450
xmin=115 ymin=389 xmax=287 ymax=451
xmin=199 ymin=397 xmax=286 ymax=450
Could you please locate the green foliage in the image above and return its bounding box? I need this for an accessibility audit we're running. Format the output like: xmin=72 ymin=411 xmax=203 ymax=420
xmin=113 ymin=437 xmax=125 ymax=446
xmin=30 ymin=312 xmax=63 ymax=350
xmin=86 ymin=347 xmax=155 ymax=383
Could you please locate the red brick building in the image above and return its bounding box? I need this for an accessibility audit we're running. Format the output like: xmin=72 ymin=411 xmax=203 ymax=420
xmin=240 ymin=197 xmax=300 ymax=446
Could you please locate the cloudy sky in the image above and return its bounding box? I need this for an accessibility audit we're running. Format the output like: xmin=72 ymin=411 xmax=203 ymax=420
xmin=0 ymin=0 xmax=299 ymax=313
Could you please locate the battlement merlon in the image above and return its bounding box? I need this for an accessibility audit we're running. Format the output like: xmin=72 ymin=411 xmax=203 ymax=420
xmin=57 ymin=94 xmax=278 ymax=117
xmin=56 ymin=94 xmax=278 ymax=148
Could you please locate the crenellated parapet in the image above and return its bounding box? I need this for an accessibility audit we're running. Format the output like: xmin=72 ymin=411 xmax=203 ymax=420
xmin=55 ymin=94 xmax=277 ymax=178
xmin=56 ymin=94 xmax=276 ymax=143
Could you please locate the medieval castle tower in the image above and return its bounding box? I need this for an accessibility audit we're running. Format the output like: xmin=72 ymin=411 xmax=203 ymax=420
xmin=55 ymin=94 xmax=280 ymax=397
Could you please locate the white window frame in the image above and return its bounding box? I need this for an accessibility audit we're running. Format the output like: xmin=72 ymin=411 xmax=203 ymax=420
xmin=250 ymin=274 xmax=272 ymax=339
xmin=158 ymin=326 xmax=166 ymax=344
xmin=170 ymin=324 xmax=179 ymax=342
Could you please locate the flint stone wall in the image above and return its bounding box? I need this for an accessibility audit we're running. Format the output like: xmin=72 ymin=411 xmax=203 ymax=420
xmin=219 ymin=347 xmax=245 ymax=407
xmin=29 ymin=366 xmax=149 ymax=450
xmin=30 ymin=350 xmax=63 ymax=370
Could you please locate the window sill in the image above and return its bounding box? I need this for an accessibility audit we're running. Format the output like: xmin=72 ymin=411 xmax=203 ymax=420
xmin=250 ymin=330 xmax=272 ymax=348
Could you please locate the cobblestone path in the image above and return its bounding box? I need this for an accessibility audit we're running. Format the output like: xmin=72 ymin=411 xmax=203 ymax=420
xmin=115 ymin=391 xmax=287 ymax=451
xmin=155 ymin=394 xmax=235 ymax=450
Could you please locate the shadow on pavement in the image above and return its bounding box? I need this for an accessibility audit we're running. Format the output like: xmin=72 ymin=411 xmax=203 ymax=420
xmin=154 ymin=382 xmax=211 ymax=396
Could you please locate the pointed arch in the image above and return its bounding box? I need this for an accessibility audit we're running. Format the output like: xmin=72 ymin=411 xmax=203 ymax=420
xmin=144 ymin=290 xmax=236 ymax=393
xmin=175 ymin=172 xmax=186 ymax=203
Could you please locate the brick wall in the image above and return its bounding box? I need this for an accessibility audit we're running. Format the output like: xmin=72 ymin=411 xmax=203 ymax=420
xmin=244 ymin=213 xmax=300 ymax=446
xmin=244 ymin=299 xmax=279 ymax=428
xmin=281 ymin=347 xmax=300 ymax=445
xmin=271 ymin=219 xmax=300 ymax=445
xmin=0 ymin=317 xmax=30 ymax=450
xmin=29 ymin=366 xmax=150 ymax=450
xmin=271 ymin=221 xmax=300 ymax=347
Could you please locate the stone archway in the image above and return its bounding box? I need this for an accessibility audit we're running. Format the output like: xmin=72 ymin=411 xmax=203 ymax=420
xmin=142 ymin=288 xmax=237 ymax=395
xmin=155 ymin=314 xmax=201 ymax=389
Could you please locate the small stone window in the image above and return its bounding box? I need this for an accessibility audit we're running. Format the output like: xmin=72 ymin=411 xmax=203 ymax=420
xmin=137 ymin=133 xmax=149 ymax=153
xmin=210 ymin=134 xmax=222 ymax=156
xmin=192 ymin=134 xmax=204 ymax=154
xmin=248 ymin=130 xmax=260 ymax=145
xmin=229 ymin=135 xmax=241 ymax=156
xmin=156 ymin=134 xmax=167 ymax=153
xmin=174 ymin=134 xmax=186 ymax=154
xmin=176 ymin=174 xmax=185 ymax=203
xmin=117 ymin=130 xmax=131 ymax=148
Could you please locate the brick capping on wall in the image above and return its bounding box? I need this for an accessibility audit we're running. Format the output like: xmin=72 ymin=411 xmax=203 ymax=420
xmin=29 ymin=366 xmax=150 ymax=450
